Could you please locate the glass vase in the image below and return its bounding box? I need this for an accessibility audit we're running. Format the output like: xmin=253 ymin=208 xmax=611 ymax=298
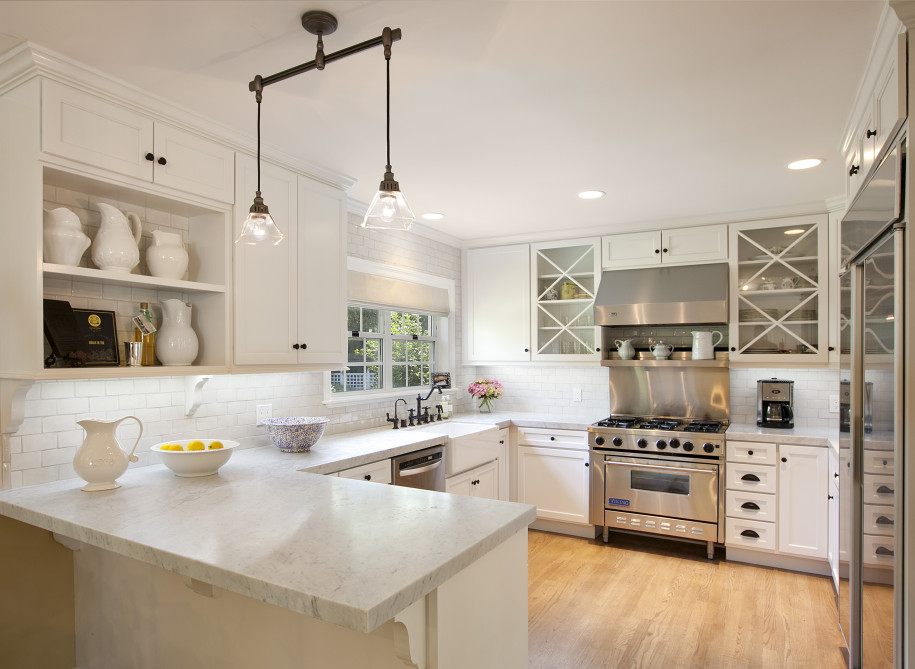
xmin=479 ymin=397 xmax=494 ymax=413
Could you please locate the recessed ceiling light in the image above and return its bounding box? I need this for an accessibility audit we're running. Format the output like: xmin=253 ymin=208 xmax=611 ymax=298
xmin=787 ymin=158 xmax=822 ymax=170
xmin=578 ymin=190 xmax=605 ymax=200
xmin=784 ymin=229 xmax=805 ymax=235
xmin=421 ymin=212 xmax=444 ymax=221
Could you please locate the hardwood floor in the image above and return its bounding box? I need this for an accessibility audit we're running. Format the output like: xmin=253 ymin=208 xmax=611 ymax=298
xmin=528 ymin=530 xmax=848 ymax=669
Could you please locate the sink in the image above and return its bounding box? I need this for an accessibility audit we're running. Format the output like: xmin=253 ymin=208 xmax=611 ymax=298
xmin=411 ymin=422 xmax=500 ymax=475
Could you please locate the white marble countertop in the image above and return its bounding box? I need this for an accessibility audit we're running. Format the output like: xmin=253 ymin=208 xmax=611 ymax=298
xmin=726 ymin=423 xmax=837 ymax=447
xmin=0 ymin=425 xmax=536 ymax=634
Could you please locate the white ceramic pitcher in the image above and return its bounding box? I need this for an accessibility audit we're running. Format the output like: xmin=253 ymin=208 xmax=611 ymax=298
xmin=43 ymin=207 xmax=91 ymax=266
xmin=146 ymin=229 xmax=188 ymax=280
xmin=156 ymin=299 xmax=199 ymax=366
xmin=691 ymin=330 xmax=723 ymax=360
xmin=92 ymin=202 xmax=142 ymax=272
xmin=614 ymin=339 xmax=635 ymax=360
xmin=73 ymin=416 xmax=142 ymax=491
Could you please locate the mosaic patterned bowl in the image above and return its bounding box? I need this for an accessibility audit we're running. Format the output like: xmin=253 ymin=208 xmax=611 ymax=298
xmin=262 ymin=416 xmax=329 ymax=453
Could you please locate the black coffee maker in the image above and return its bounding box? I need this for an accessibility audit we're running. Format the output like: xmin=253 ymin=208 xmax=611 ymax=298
xmin=757 ymin=378 xmax=794 ymax=429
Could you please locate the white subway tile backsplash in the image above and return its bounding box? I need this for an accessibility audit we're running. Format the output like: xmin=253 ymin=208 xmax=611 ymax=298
xmin=22 ymin=433 xmax=58 ymax=453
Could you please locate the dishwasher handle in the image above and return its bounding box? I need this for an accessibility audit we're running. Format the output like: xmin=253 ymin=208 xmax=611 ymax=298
xmin=398 ymin=460 xmax=443 ymax=477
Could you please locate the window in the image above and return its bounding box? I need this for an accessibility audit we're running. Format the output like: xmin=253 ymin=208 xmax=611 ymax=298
xmin=330 ymin=306 xmax=437 ymax=394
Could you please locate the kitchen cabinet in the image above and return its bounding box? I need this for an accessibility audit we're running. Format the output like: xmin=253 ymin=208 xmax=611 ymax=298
xmin=530 ymin=238 xmax=600 ymax=361
xmin=828 ymin=446 xmax=839 ymax=591
xmin=729 ymin=214 xmax=828 ymax=363
xmin=725 ymin=440 xmax=829 ymax=570
xmin=42 ymin=80 xmax=235 ymax=204
xmin=778 ymin=444 xmax=828 ymax=559
xmin=336 ymin=459 xmax=392 ymax=484
xmin=516 ymin=428 xmax=590 ymax=526
xmin=445 ymin=459 xmax=499 ymax=500
xmin=233 ymin=153 xmax=347 ymax=367
xmin=463 ymin=245 xmax=531 ymax=362
xmin=0 ymin=76 xmax=232 ymax=381
xmin=601 ymin=224 xmax=727 ymax=269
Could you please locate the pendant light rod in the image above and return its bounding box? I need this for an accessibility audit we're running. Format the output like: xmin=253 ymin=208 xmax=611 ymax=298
xmin=249 ymin=28 xmax=402 ymax=92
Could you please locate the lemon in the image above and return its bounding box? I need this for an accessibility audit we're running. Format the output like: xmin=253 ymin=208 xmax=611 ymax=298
xmin=208 ymin=441 xmax=223 ymax=450
xmin=170 ymin=444 xmax=185 ymax=451
xmin=187 ymin=440 xmax=205 ymax=451
xmin=160 ymin=444 xmax=174 ymax=451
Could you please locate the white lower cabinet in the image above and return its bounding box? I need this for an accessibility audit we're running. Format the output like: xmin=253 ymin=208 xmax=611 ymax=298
xmin=334 ymin=459 xmax=392 ymax=484
xmin=516 ymin=428 xmax=590 ymax=526
xmin=234 ymin=153 xmax=347 ymax=367
xmin=445 ymin=459 xmax=499 ymax=500
xmin=828 ymin=447 xmax=840 ymax=590
xmin=725 ymin=440 xmax=829 ymax=569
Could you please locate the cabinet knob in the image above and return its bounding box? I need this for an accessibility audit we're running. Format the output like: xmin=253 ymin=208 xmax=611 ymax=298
xmin=595 ymin=347 xmax=600 ymax=352
xmin=524 ymin=348 xmax=529 ymax=353
xmin=730 ymin=346 xmax=736 ymax=352
xmin=747 ymin=450 xmax=754 ymax=456
xmin=849 ymin=165 xmax=860 ymax=176
xmin=364 ymin=474 xmax=371 ymax=481
xmin=157 ymin=156 xmax=167 ymax=165
xmin=301 ymin=343 xmax=307 ymax=350
xmin=781 ymin=457 xmax=787 ymax=463
xmin=654 ymin=249 xmax=661 ymax=254
xmin=145 ymin=152 xmax=154 ymax=161
xmin=828 ymin=346 xmax=835 ymax=351
xmin=662 ymin=248 xmax=668 ymax=253
xmin=584 ymin=462 xmax=589 ymax=467
xmin=292 ymin=343 xmax=300 ymax=350
xmin=828 ymin=494 xmax=834 ymax=500
xmin=866 ymin=129 xmax=877 ymax=138
xmin=550 ymin=436 xmax=556 ymax=441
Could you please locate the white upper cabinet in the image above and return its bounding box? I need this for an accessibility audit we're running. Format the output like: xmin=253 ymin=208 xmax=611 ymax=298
xmin=601 ymin=224 xmax=727 ymax=269
xmin=233 ymin=154 xmax=347 ymax=367
xmin=463 ymin=244 xmax=531 ymax=362
xmin=42 ymin=80 xmax=235 ymax=203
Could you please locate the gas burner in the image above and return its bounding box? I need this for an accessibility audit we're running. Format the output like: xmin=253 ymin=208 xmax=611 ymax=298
xmin=639 ymin=419 xmax=681 ymax=431
xmin=683 ymin=420 xmax=726 ymax=434
xmin=595 ymin=416 xmax=640 ymax=429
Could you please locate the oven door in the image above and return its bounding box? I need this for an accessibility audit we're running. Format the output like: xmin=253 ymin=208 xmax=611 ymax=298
xmin=603 ymin=455 xmax=719 ymax=523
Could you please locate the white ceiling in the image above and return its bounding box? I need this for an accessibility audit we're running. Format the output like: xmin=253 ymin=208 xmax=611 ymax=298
xmin=0 ymin=1 xmax=886 ymax=243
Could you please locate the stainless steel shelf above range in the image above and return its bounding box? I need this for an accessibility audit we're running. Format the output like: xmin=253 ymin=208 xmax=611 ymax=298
xmin=601 ymin=358 xmax=728 ymax=368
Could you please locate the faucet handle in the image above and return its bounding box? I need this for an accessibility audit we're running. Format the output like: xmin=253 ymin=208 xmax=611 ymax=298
xmin=407 ymin=408 xmax=416 ymax=426
xmin=385 ymin=412 xmax=399 ymax=429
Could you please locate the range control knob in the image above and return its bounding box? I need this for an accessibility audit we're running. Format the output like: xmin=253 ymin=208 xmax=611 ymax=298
xmin=656 ymin=439 xmax=667 ymax=450
xmin=669 ymin=438 xmax=680 ymax=449
xmin=612 ymin=437 xmax=623 ymax=447
xmin=594 ymin=436 xmax=605 ymax=446
xmin=682 ymin=441 xmax=694 ymax=452
xmin=637 ymin=438 xmax=648 ymax=448
xmin=703 ymin=442 xmax=716 ymax=454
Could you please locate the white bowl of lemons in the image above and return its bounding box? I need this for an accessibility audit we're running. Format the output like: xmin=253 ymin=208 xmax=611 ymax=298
xmin=151 ymin=439 xmax=238 ymax=477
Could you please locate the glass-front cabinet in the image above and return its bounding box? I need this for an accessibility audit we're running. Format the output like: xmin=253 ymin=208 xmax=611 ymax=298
xmin=729 ymin=215 xmax=828 ymax=363
xmin=530 ymin=238 xmax=600 ymax=361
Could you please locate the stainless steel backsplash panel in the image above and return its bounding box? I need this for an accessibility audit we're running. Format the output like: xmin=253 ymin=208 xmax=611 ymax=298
xmin=607 ymin=367 xmax=730 ymax=420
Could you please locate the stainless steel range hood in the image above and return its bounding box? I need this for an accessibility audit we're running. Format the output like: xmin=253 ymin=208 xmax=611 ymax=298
xmin=593 ymin=263 xmax=728 ymax=326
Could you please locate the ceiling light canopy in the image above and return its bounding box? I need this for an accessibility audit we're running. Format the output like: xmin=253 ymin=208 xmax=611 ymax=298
xmin=236 ymin=12 xmax=409 ymax=244
xmin=422 ymin=212 xmax=445 ymax=221
xmin=578 ymin=190 xmax=605 ymax=199
xmin=787 ymin=158 xmax=822 ymax=170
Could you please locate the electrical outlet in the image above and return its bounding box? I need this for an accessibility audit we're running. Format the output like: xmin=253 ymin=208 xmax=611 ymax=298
xmin=256 ymin=404 xmax=273 ymax=425
xmin=572 ymin=388 xmax=582 ymax=403
xmin=828 ymin=395 xmax=840 ymax=413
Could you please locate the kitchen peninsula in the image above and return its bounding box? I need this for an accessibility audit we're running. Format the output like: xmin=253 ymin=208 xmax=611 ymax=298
xmin=0 ymin=427 xmax=535 ymax=669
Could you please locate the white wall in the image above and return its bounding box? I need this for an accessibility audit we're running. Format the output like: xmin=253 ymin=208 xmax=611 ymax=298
xmin=4 ymin=212 xmax=468 ymax=489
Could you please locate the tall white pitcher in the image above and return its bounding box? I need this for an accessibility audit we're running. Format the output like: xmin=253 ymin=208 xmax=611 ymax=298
xmin=92 ymin=202 xmax=142 ymax=272
xmin=691 ymin=330 xmax=723 ymax=360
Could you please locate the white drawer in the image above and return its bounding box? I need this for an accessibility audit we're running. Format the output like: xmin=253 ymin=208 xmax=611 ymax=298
xmin=862 ymin=534 xmax=895 ymax=567
xmin=726 ymin=440 xmax=777 ymax=465
xmin=863 ymin=474 xmax=895 ymax=505
xmin=515 ymin=426 xmax=587 ymax=449
xmin=726 ymin=517 xmax=776 ymax=552
xmin=863 ymin=450 xmax=894 ymax=475
xmin=863 ymin=504 xmax=895 ymax=536
xmin=726 ymin=462 xmax=776 ymax=494
xmin=336 ymin=459 xmax=392 ymax=484
xmin=726 ymin=489 xmax=776 ymax=522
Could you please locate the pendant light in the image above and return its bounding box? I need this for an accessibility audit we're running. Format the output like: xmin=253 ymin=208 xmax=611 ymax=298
xmin=361 ymin=27 xmax=415 ymax=231
xmin=235 ymin=76 xmax=285 ymax=246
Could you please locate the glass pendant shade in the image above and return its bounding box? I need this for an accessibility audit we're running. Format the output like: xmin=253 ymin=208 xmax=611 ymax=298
xmin=362 ymin=187 xmax=415 ymax=230
xmin=235 ymin=193 xmax=285 ymax=245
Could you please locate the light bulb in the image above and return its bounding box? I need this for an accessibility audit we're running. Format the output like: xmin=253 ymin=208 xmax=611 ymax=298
xmin=379 ymin=194 xmax=397 ymax=223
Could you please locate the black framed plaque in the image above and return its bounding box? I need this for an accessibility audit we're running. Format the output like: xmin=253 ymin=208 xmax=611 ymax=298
xmin=432 ymin=371 xmax=451 ymax=389
xmin=43 ymin=299 xmax=91 ymax=367
xmin=71 ymin=308 xmax=120 ymax=366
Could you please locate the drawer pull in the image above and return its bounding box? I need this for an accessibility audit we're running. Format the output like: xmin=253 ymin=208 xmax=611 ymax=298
xmin=875 ymin=546 xmax=894 ymax=557
xmin=741 ymin=473 xmax=761 ymax=482
xmin=741 ymin=502 xmax=761 ymax=510
xmin=876 ymin=515 xmax=894 ymax=526
xmin=747 ymin=450 xmax=754 ymax=456
xmin=876 ymin=485 xmax=894 ymax=495
xmin=740 ymin=529 xmax=760 ymax=539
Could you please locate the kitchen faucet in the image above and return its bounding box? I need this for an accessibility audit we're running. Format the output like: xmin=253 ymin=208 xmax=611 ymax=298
xmin=386 ymin=398 xmax=408 ymax=429
xmin=416 ymin=383 xmax=445 ymax=423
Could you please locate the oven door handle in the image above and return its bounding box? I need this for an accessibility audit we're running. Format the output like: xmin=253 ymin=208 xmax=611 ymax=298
xmin=605 ymin=460 xmax=716 ymax=476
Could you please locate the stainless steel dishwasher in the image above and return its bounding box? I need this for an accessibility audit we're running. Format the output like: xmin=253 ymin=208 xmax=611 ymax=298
xmin=392 ymin=445 xmax=445 ymax=491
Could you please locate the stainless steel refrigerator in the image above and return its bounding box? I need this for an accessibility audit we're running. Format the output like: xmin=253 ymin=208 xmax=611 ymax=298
xmin=838 ymin=124 xmax=906 ymax=668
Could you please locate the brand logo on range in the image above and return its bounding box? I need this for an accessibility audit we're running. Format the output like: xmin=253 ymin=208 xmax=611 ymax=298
xmin=607 ymin=497 xmax=630 ymax=507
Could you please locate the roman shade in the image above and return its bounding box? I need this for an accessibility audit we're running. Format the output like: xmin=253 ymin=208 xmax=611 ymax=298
xmin=347 ymin=270 xmax=450 ymax=316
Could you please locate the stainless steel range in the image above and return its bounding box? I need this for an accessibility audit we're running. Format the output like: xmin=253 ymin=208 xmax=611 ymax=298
xmin=589 ymin=415 xmax=727 ymax=559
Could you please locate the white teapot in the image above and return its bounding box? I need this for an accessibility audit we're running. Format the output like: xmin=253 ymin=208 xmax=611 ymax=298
xmin=614 ymin=339 xmax=635 ymax=360
xmin=649 ymin=342 xmax=674 ymax=359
